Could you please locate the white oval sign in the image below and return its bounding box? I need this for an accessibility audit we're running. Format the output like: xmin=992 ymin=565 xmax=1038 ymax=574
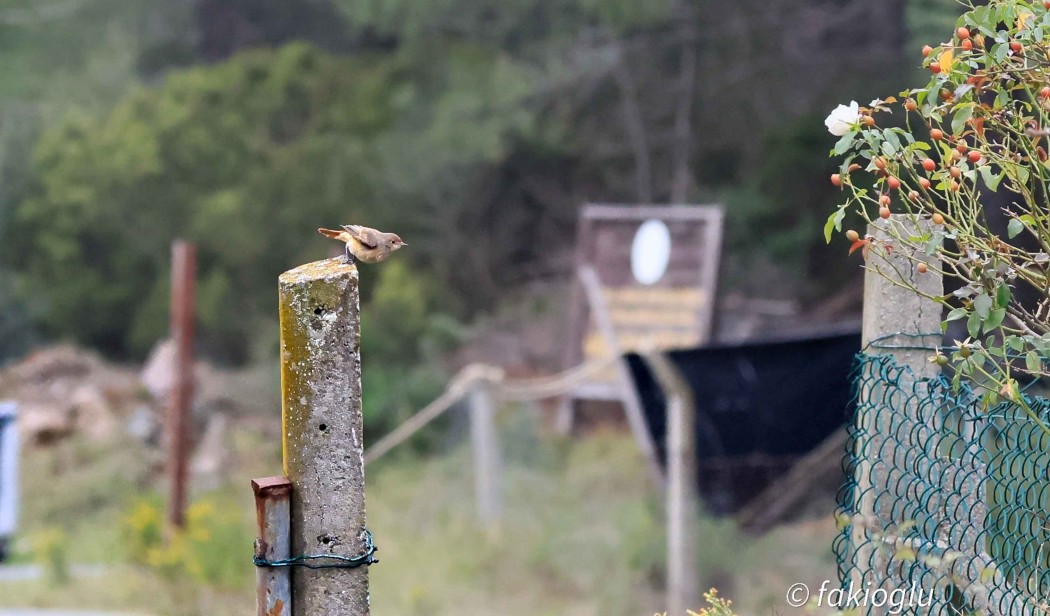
xmin=630 ymin=219 xmax=671 ymax=285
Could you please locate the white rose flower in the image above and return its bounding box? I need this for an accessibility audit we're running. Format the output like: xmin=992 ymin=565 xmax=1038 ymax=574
xmin=825 ymin=101 xmax=862 ymax=137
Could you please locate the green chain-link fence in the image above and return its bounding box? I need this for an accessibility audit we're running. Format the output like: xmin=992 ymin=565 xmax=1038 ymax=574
xmin=835 ymin=340 xmax=1050 ymax=615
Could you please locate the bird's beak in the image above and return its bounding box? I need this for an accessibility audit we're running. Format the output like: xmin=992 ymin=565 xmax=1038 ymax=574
xmin=400 ymin=242 xmax=408 ymax=247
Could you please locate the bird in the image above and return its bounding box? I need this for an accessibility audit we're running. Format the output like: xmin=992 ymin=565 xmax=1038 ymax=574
xmin=317 ymin=224 xmax=407 ymax=264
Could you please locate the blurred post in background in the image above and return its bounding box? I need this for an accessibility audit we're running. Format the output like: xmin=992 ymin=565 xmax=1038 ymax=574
xmin=167 ymin=240 xmax=196 ymax=529
xmin=0 ymin=402 xmax=18 ymax=562
xmin=279 ymin=258 xmax=370 ymax=615
xmin=642 ymin=352 xmax=699 ymax=614
xmin=469 ymin=380 xmax=502 ymax=529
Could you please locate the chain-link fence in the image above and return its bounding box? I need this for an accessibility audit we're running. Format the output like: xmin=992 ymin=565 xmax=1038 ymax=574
xmin=835 ymin=345 xmax=1050 ymax=615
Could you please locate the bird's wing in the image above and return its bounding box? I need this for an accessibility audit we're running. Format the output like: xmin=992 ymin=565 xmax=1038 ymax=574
xmin=341 ymin=225 xmax=380 ymax=249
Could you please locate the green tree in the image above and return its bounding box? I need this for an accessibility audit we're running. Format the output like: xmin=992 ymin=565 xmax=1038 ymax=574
xmin=7 ymin=43 xmax=393 ymax=359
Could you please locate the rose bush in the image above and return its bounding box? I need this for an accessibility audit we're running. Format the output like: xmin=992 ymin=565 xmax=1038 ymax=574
xmin=826 ymin=0 xmax=1050 ymax=431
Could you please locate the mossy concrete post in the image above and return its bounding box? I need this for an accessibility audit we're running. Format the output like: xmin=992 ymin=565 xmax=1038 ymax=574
xmin=279 ymin=258 xmax=369 ymax=616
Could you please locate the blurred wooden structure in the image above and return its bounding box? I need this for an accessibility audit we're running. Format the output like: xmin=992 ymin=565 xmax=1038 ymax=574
xmin=557 ymin=205 xmax=724 ymax=466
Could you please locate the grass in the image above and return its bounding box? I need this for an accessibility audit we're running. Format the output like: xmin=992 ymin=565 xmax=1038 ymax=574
xmin=0 ymin=406 xmax=839 ymax=615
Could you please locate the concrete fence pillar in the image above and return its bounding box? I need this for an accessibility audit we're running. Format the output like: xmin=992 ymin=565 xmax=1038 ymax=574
xmin=279 ymin=258 xmax=370 ymax=615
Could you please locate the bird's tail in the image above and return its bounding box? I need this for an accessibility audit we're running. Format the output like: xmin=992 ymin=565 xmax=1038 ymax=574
xmin=318 ymin=228 xmax=347 ymax=241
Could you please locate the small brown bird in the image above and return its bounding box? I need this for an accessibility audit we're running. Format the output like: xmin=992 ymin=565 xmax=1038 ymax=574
xmin=317 ymin=224 xmax=407 ymax=264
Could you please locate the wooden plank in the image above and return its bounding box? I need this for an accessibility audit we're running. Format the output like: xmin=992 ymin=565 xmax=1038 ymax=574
xmin=579 ymin=265 xmax=663 ymax=482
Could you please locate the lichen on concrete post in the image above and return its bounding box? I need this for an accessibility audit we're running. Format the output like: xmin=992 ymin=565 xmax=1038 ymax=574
xmin=279 ymin=257 xmax=369 ymax=616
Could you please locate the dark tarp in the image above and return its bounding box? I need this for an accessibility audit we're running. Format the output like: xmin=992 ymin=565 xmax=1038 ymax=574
xmin=625 ymin=331 xmax=860 ymax=513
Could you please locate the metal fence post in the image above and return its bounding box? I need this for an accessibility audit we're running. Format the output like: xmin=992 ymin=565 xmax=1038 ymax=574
xmin=253 ymin=476 xmax=292 ymax=616
xmin=279 ymin=257 xmax=370 ymax=615
xmin=167 ymin=240 xmax=196 ymax=529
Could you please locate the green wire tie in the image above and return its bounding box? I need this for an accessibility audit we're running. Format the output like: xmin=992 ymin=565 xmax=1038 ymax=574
xmin=254 ymin=528 xmax=378 ymax=569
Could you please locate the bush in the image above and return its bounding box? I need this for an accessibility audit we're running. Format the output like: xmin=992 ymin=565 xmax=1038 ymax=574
xmin=123 ymin=497 xmax=249 ymax=588
xmin=826 ymin=0 xmax=1050 ymax=430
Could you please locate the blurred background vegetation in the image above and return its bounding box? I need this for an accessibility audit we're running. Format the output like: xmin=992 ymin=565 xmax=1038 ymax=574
xmin=0 ymin=1 xmax=980 ymax=614
xmin=0 ymin=0 xmax=965 ymax=433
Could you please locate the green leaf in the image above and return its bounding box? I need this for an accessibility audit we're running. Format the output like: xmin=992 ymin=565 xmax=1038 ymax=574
xmin=967 ymin=310 xmax=982 ymax=338
xmin=832 ymin=131 xmax=856 ymax=156
xmin=924 ymin=234 xmax=942 ymax=255
xmin=884 ymin=130 xmax=901 ymax=154
xmin=985 ymin=307 xmax=1006 ymax=331
xmin=951 ymin=105 xmax=973 ymax=135
xmin=980 ymin=165 xmax=1003 ymax=192
xmin=974 ymin=293 xmax=993 ymax=318
xmin=1008 ymin=217 xmax=1024 ymax=238
xmin=1016 ymin=166 xmax=1031 ymax=186
xmin=1026 ymin=350 xmax=1042 ymax=373
xmin=946 ymin=307 xmax=968 ymax=322
xmin=980 ymin=565 xmax=997 ymax=584
xmin=996 ymin=84 xmax=1010 ymax=106
xmin=824 ymin=208 xmax=846 ymax=244
xmin=996 ymin=283 xmax=1011 ymax=309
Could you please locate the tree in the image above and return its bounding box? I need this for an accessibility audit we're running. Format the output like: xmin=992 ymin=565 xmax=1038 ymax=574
xmin=6 ymin=44 xmax=393 ymax=359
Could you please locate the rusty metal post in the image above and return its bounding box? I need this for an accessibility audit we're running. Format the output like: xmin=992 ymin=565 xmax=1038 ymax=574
xmin=279 ymin=258 xmax=369 ymax=615
xmin=253 ymin=476 xmax=292 ymax=616
xmin=167 ymin=240 xmax=196 ymax=529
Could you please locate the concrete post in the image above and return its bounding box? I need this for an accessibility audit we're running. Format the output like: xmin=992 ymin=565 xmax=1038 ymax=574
xmin=853 ymin=216 xmax=941 ymax=595
xmin=279 ymin=258 xmax=369 ymax=616
xmin=469 ymin=382 xmax=502 ymax=528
